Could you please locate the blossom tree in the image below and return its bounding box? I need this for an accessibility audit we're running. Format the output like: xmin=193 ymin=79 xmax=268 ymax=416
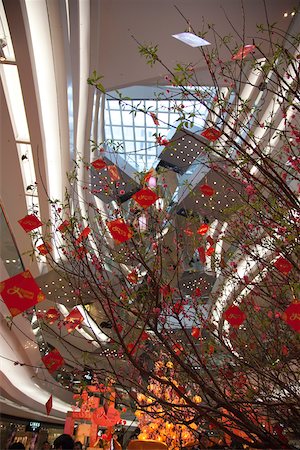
xmin=15 ymin=9 xmax=300 ymax=450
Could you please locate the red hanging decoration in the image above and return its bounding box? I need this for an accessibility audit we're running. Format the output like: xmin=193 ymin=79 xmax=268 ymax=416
xmin=57 ymin=220 xmax=71 ymax=233
xmin=232 ymin=44 xmax=256 ymax=60
xmin=223 ymin=305 xmax=246 ymax=328
xmin=132 ymin=188 xmax=158 ymax=209
xmin=64 ymin=307 xmax=84 ymax=333
xmin=198 ymin=246 xmax=206 ymax=264
xmin=0 ymin=270 xmax=45 ymax=317
xmin=197 ymin=224 xmax=209 ymax=235
xmin=201 ymin=127 xmax=222 ymax=142
xmin=91 ymin=158 xmax=107 ymax=171
xmin=18 ymin=214 xmax=43 ymax=232
xmin=107 ymin=218 xmax=133 ymax=244
xmin=282 ymin=302 xmax=300 ymax=333
xmin=274 ymin=256 xmax=293 ymax=275
xmin=37 ymin=242 xmax=52 ymax=255
xmin=46 ymin=395 xmax=53 ymax=415
xmin=76 ymin=226 xmax=91 ymax=244
xmin=44 ymin=308 xmax=60 ymax=325
xmin=206 ymin=246 xmax=215 ymax=256
xmin=42 ymin=349 xmax=64 ymax=374
xmin=199 ymin=184 xmax=215 ymax=196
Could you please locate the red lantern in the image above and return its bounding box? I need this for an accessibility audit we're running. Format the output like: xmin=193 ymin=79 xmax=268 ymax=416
xmin=223 ymin=305 xmax=246 ymax=328
xmin=199 ymin=184 xmax=215 ymax=197
xmin=282 ymin=302 xmax=300 ymax=333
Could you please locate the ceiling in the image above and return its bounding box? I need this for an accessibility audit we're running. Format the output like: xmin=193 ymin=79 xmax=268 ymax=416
xmin=0 ymin=0 xmax=298 ymax=423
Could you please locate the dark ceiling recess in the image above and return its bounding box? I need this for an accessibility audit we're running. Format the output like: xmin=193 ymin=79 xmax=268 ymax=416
xmin=156 ymin=129 xmax=207 ymax=175
xmin=90 ymin=155 xmax=140 ymax=204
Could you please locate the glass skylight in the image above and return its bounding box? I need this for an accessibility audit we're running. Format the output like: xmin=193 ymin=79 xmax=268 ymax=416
xmin=104 ymin=86 xmax=213 ymax=172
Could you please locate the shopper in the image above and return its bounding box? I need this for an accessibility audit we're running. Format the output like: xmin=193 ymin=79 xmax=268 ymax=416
xmin=74 ymin=442 xmax=83 ymax=450
xmin=53 ymin=434 xmax=74 ymax=450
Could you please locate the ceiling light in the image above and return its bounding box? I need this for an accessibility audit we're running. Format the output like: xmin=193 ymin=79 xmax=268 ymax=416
xmin=172 ymin=32 xmax=211 ymax=48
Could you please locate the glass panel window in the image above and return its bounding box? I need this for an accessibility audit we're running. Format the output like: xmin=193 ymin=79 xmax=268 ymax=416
xmin=123 ymin=127 xmax=134 ymax=140
xmin=111 ymin=126 xmax=123 ymax=140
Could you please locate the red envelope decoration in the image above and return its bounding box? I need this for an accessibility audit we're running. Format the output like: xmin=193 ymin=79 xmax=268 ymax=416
xmin=282 ymin=302 xmax=300 ymax=333
xmin=223 ymin=305 xmax=246 ymax=328
xmin=150 ymin=112 xmax=159 ymax=125
xmin=201 ymin=127 xmax=222 ymax=142
xmin=74 ymin=246 xmax=88 ymax=260
xmin=91 ymin=158 xmax=107 ymax=171
xmin=274 ymin=256 xmax=293 ymax=275
xmin=132 ymin=188 xmax=159 ymax=209
xmin=198 ymin=247 xmax=206 ymax=264
xmin=107 ymin=218 xmax=133 ymax=244
xmin=46 ymin=395 xmax=53 ymax=415
xmin=232 ymin=44 xmax=256 ymax=60
xmin=18 ymin=214 xmax=43 ymax=232
xmin=58 ymin=220 xmax=71 ymax=233
xmin=64 ymin=307 xmax=84 ymax=333
xmin=42 ymin=349 xmax=64 ymax=374
xmin=206 ymin=246 xmax=215 ymax=256
xmin=0 ymin=270 xmax=45 ymax=317
xmin=197 ymin=223 xmax=209 ymax=235
xmin=37 ymin=242 xmax=52 ymax=256
xmin=44 ymin=308 xmax=60 ymax=325
xmin=107 ymin=165 xmax=120 ymax=181
xmin=76 ymin=226 xmax=91 ymax=244
xmin=199 ymin=184 xmax=215 ymax=197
